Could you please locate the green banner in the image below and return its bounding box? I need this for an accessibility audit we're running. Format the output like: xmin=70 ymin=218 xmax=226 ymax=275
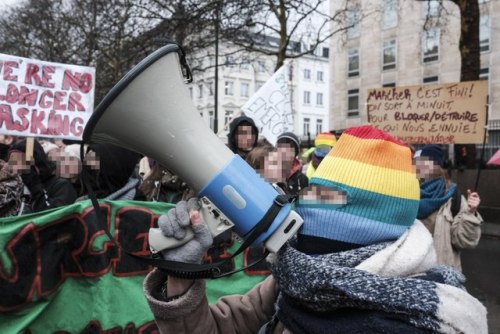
xmin=0 ymin=200 xmax=172 ymax=333
xmin=0 ymin=200 xmax=269 ymax=333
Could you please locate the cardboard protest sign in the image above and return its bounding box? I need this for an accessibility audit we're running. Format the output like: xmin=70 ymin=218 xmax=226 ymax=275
xmin=0 ymin=200 xmax=268 ymax=333
xmin=0 ymin=54 xmax=95 ymax=140
xmin=241 ymin=62 xmax=293 ymax=145
xmin=366 ymin=81 xmax=487 ymax=144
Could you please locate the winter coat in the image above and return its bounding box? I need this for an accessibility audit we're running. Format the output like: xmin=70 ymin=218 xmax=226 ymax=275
xmin=419 ymin=195 xmax=482 ymax=271
xmin=143 ymin=221 xmax=487 ymax=334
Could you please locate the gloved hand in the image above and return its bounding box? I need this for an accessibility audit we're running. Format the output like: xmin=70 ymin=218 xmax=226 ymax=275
xmin=158 ymin=198 xmax=213 ymax=263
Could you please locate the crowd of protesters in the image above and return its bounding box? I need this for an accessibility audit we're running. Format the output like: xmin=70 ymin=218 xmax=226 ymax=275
xmin=0 ymin=117 xmax=488 ymax=333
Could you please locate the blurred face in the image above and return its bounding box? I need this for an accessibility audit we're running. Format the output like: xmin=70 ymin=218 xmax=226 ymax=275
xmin=277 ymin=142 xmax=295 ymax=165
xmin=262 ymin=151 xmax=286 ymax=183
xmin=414 ymin=156 xmax=441 ymax=183
xmin=84 ymin=150 xmax=100 ymax=170
xmin=7 ymin=151 xmax=32 ymax=175
xmin=236 ymin=125 xmax=256 ymax=151
xmin=48 ymin=150 xmax=81 ymax=179
xmin=298 ymin=184 xmax=347 ymax=206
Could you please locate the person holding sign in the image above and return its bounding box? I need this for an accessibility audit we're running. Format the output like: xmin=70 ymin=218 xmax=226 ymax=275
xmin=144 ymin=126 xmax=487 ymax=334
xmin=414 ymin=145 xmax=483 ymax=271
xmin=7 ymin=139 xmax=77 ymax=213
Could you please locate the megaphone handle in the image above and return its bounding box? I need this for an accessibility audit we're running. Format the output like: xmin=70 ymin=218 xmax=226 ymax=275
xmin=149 ymin=206 xmax=233 ymax=252
xmin=149 ymin=227 xmax=195 ymax=252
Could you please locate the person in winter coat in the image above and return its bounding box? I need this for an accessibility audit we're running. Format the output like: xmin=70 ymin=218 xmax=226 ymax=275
xmin=414 ymin=144 xmax=483 ymax=271
xmin=79 ymin=143 xmax=145 ymax=201
xmin=227 ymin=115 xmax=259 ymax=159
xmin=276 ymin=132 xmax=308 ymax=199
xmin=144 ymin=125 xmax=487 ymax=334
xmin=302 ymin=132 xmax=336 ymax=179
xmin=7 ymin=139 xmax=77 ymax=213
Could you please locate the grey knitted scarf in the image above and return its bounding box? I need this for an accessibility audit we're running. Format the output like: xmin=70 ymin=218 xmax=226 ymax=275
xmin=271 ymin=241 xmax=474 ymax=333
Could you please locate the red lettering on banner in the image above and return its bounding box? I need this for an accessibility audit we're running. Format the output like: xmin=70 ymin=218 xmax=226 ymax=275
xmin=30 ymin=109 xmax=46 ymax=134
xmin=0 ymin=205 xmax=160 ymax=312
xmin=1 ymin=60 xmax=19 ymax=81
xmin=24 ymin=63 xmax=56 ymax=88
xmin=70 ymin=117 xmax=84 ymax=136
xmin=68 ymin=92 xmax=85 ymax=111
xmin=0 ymin=104 xmax=30 ymax=131
xmin=62 ymin=70 xmax=93 ymax=93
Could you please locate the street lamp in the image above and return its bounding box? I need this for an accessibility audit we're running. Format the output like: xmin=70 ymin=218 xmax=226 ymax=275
xmin=213 ymin=1 xmax=221 ymax=134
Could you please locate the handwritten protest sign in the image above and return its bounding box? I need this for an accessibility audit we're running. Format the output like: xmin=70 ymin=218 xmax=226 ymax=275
xmin=241 ymin=62 xmax=293 ymax=145
xmin=0 ymin=54 xmax=95 ymax=140
xmin=366 ymin=81 xmax=487 ymax=144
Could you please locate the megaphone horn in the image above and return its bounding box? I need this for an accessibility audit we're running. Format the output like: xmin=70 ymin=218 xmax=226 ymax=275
xmin=83 ymin=43 xmax=303 ymax=253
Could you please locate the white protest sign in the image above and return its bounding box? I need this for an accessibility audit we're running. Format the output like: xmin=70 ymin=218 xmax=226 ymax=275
xmin=241 ymin=62 xmax=293 ymax=145
xmin=0 ymin=53 xmax=95 ymax=140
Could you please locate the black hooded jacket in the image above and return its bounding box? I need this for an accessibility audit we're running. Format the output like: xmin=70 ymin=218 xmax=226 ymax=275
xmin=84 ymin=143 xmax=143 ymax=199
xmin=227 ymin=115 xmax=259 ymax=154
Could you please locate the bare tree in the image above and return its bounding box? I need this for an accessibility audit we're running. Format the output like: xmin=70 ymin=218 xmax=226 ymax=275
xmin=221 ymin=0 xmax=351 ymax=71
xmin=421 ymin=0 xmax=481 ymax=168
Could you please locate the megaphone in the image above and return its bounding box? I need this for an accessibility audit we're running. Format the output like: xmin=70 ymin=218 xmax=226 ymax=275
xmin=83 ymin=43 xmax=303 ymax=254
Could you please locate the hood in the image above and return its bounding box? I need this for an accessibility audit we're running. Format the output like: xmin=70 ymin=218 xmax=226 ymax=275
xmin=227 ymin=115 xmax=259 ymax=153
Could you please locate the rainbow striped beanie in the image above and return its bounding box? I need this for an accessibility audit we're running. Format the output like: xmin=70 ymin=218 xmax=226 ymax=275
xmin=296 ymin=125 xmax=420 ymax=253
xmin=314 ymin=132 xmax=337 ymax=147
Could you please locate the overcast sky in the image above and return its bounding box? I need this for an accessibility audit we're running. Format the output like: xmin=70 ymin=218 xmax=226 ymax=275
xmin=0 ymin=0 xmax=22 ymax=11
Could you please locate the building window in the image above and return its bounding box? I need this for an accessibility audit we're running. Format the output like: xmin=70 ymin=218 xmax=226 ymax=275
xmin=383 ymin=82 xmax=396 ymax=87
xmin=240 ymin=57 xmax=250 ymax=70
xmin=422 ymin=28 xmax=440 ymax=63
xmin=316 ymin=93 xmax=323 ymax=106
xmin=322 ymin=47 xmax=330 ymax=58
xmin=422 ymin=0 xmax=440 ymax=17
xmin=240 ymin=82 xmax=250 ymax=97
xmin=304 ymin=69 xmax=311 ymax=80
xmin=480 ymin=15 xmax=490 ymax=52
xmin=225 ymin=55 xmax=236 ymax=67
xmin=303 ymin=91 xmax=311 ymax=104
xmin=257 ymin=60 xmax=266 ymax=72
xmin=383 ymin=0 xmax=398 ymax=29
xmin=347 ymin=9 xmax=361 ymax=39
xmin=382 ymin=39 xmax=397 ymax=71
xmin=303 ymin=118 xmax=310 ymax=135
xmin=198 ymin=84 xmax=203 ymax=98
xmin=348 ymin=48 xmax=360 ymax=77
xmin=423 ymin=76 xmax=439 ymax=84
xmin=225 ymin=81 xmax=234 ymax=96
xmin=480 ymin=67 xmax=489 ymax=80
xmin=347 ymin=89 xmax=359 ymax=117
xmin=208 ymin=82 xmax=214 ymax=96
xmin=316 ymin=71 xmax=324 ymax=82
xmin=224 ymin=110 xmax=233 ymax=125
xmin=316 ymin=119 xmax=323 ymax=135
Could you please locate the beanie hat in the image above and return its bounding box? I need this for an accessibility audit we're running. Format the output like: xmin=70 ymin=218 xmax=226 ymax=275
xmin=296 ymin=125 xmax=420 ymax=254
xmin=414 ymin=145 xmax=444 ymax=167
xmin=314 ymin=132 xmax=336 ymax=148
xmin=277 ymin=132 xmax=300 ymax=156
